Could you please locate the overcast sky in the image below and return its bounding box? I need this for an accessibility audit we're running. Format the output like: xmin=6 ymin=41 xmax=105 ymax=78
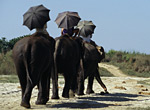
xmin=0 ymin=0 xmax=150 ymax=54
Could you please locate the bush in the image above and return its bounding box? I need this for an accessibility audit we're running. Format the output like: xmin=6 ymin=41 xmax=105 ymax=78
xmin=98 ymin=67 xmax=114 ymax=77
xmin=103 ymin=50 xmax=150 ymax=77
xmin=0 ymin=51 xmax=16 ymax=75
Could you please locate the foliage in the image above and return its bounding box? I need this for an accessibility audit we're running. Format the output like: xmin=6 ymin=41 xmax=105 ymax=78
xmin=8 ymin=35 xmax=30 ymax=49
xmin=0 ymin=51 xmax=16 ymax=75
xmin=103 ymin=49 xmax=150 ymax=77
xmin=0 ymin=37 xmax=9 ymax=54
xmin=98 ymin=67 xmax=114 ymax=77
xmin=0 ymin=35 xmax=30 ymax=54
xmin=0 ymin=35 xmax=150 ymax=78
xmin=0 ymin=75 xmax=18 ymax=83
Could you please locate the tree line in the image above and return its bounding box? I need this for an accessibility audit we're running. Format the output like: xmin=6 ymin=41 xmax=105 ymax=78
xmin=0 ymin=35 xmax=30 ymax=54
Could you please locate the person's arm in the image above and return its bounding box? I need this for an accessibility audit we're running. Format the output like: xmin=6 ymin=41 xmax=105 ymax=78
xmin=61 ymin=28 xmax=64 ymax=35
xmin=73 ymin=28 xmax=79 ymax=38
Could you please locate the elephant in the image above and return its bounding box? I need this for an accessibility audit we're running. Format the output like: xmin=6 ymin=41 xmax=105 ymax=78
xmin=12 ymin=32 xmax=55 ymax=108
xmin=51 ymin=35 xmax=84 ymax=99
xmin=76 ymin=40 xmax=108 ymax=95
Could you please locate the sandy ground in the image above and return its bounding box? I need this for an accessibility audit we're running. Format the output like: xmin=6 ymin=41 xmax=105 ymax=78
xmin=1 ymin=63 xmax=150 ymax=110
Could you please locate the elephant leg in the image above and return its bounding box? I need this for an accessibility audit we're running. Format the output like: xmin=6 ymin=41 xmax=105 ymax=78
xmin=51 ymin=63 xmax=59 ymax=99
xmin=36 ymin=68 xmax=51 ymax=105
xmin=77 ymin=73 xmax=85 ymax=95
xmin=86 ymin=75 xmax=94 ymax=94
xmin=21 ymin=79 xmax=34 ymax=108
xmin=77 ymin=60 xmax=85 ymax=95
xmin=69 ymin=68 xmax=77 ymax=98
xmin=70 ymin=67 xmax=78 ymax=92
xmin=17 ymin=69 xmax=27 ymax=99
xmin=95 ymin=69 xmax=108 ymax=93
xmin=15 ymin=63 xmax=27 ymax=100
xmin=62 ymin=73 xmax=71 ymax=98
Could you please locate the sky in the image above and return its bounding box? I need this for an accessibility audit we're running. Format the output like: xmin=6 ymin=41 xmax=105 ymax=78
xmin=0 ymin=0 xmax=150 ymax=54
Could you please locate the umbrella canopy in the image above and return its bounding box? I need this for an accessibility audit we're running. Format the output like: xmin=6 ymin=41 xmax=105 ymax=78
xmin=77 ymin=20 xmax=96 ymax=37
xmin=55 ymin=11 xmax=81 ymax=30
xmin=23 ymin=4 xmax=50 ymax=30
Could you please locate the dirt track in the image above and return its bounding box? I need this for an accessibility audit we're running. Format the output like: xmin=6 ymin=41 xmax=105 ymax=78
xmin=1 ymin=63 xmax=150 ymax=110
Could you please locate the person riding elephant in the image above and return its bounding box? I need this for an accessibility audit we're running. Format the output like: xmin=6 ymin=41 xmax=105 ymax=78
xmin=80 ymin=33 xmax=105 ymax=61
xmin=61 ymin=27 xmax=79 ymax=38
xmin=12 ymin=24 xmax=56 ymax=108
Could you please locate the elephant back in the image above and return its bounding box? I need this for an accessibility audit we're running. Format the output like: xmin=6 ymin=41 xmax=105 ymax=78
xmin=54 ymin=35 xmax=81 ymax=70
xmin=83 ymin=42 xmax=100 ymax=62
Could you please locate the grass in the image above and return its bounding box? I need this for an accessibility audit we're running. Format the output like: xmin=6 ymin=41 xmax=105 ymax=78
xmin=98 ymin=67 xmax=114 ymax=77
xmin=110 ymin=62 xmax=150 ymax=77
xmin=0 ymin=75 xmax=19 ymax=83
xmin=1 ymin=49 xmax=150 ymax=78
xmin=0 ymin=51 xmax=16 ymax=75
xmin=103 ymin=49 xmax=150 ymax=77
xmin=127 ymin=107 xmax=150 ymax=110
xmin=137 ymin=79 xmax=150 ymax=86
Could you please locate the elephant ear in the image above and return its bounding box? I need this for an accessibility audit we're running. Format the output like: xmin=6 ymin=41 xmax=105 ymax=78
xmin=96 ymin=46 xmax=105 ymax=59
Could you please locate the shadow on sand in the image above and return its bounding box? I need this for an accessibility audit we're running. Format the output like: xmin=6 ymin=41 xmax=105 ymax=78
xmin=45 ymin=92 xmax=143 ymax=109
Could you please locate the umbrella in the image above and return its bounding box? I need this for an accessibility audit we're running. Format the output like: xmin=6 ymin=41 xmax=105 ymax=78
xmin=77 ymin=20 xmax=96 ymax=37
xmin=23 ymin=4 xmax=50 ymax=30
xmin=55 ymin=11 xmax=81 ymax=30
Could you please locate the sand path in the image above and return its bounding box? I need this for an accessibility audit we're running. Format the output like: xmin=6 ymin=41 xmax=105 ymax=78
xmin=1 ymin=64 xmax=150 ymax=110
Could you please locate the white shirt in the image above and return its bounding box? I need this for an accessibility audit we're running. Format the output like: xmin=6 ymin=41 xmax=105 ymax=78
xmin=80 ymin=34 xmax=92 ymax=43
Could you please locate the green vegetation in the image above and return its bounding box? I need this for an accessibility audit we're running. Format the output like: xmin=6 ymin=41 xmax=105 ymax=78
xmin=0 ymin=75 xmax=18 ymax=83
xmin=127 ymin=107 xmax=150 ymax=110
xmin=0 ymin=35 xmax=30 ymax=54
xmin=98 ymin=67 xmax=114 ymax=77
xmin=0 ymin=35 xmax=29 ymax=75
xmin=103 ymin=49 xmax=150 ymax=77
xmin=137 ymin=79 xmax=150 ymax=86
xmin=0 ymin=36 xmax=150 ymax=78
xmin=0 ymin=51 xmax=16 ymax=75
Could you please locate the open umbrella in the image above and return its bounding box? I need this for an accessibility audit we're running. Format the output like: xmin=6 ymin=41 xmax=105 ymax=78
xmin=23 ymin=4 xmax=50 ymax=30
xmin=77 ymin=20 xmax=96 ymax=37
xmin=55 ymin=11 xmax=81 ymax=30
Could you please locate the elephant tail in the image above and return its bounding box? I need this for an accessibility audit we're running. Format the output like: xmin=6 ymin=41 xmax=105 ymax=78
xmin=24 ymin=57 xmax=33 ymax=86
xmin=23 ymin=44 xmax=33 ymax=86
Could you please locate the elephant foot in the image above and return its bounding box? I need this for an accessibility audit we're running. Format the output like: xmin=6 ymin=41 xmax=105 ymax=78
xmin=100 ymin=91 xmax=109 ymax=95
xmin=51 ymin=95 xmax=59 ymax=99
xmin=100 ymin=91 xmax=105 ymax=95
xmin=86 ymin=89 xmax=94 ymax=94
xmin=62 ymin=93 xmax=69 ymax=98
xmin=21 ymin=100 xmax=31 ymax=108
xmin=77 ymin=91 xmax=84 ymax=96
xmin=105 ymin=90 xmax=109 ymax=94
xmin=35 ymin=98 xmax=48 ymax=105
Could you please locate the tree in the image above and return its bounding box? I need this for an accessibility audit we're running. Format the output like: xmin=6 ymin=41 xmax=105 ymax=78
xmin=0 ymin=35 xmax=30 ymax=54
xmin=0 ymin=37 xmax=9 ymax=54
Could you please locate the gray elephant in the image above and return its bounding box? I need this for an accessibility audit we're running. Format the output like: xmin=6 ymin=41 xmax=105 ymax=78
xmin=51 ymin=35 xmax=83 ymax=99
xmin=77 ymin=40 xmax=108 ymax=95
xmin=12 ymin=32 xmax=55 ymax=108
